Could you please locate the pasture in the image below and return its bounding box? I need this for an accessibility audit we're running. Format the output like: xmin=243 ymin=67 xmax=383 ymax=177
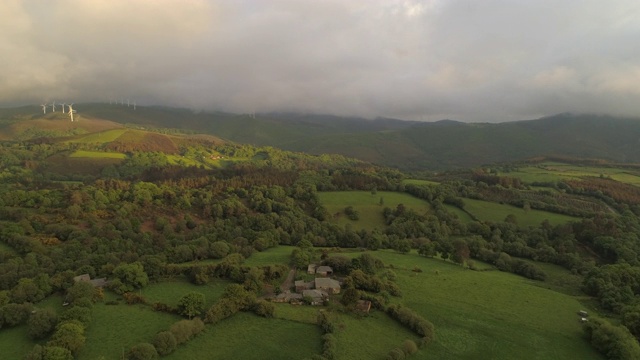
xmin=141 ymin=278 xmax=229 ymax=309
xmin=244 ymin=246 xmax=293 ymax=267
xmin=318 ymin=191 xmax=432 ymax=231
xmin=359 ymin=250 xmax=603 ymax=360
xmin=403 ymin=179 xmax=440 ymax=186
xmin=67 ymin=129 xmax=127 ymax=144
xmin=78 ymin=301 xmax=179 ymax=360
xmin=461 ymin=198 xmax=579 ymax=226
xmin=69 ymin=150 xmax=126 ymax=159
xmin=503 ymin=162 xmax=640 ymax=186
xmin=165 ymin=312 xmax=322 ymax=360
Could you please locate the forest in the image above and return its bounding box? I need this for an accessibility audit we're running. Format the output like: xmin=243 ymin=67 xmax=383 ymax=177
xmin=1 ymin=112 xmax=640 ymax=359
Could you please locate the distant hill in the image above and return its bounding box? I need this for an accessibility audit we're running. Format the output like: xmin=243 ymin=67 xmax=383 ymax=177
xmin=2 ymin=104 xmax=640 ymax=170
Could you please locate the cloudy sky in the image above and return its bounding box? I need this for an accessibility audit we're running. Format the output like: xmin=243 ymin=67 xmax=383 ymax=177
xmin=1 ymin=0 xmax=639 ymax=121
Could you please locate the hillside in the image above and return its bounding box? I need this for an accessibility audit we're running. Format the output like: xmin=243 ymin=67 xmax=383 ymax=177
xmin=1 ymin=106 xmax=640 ymax=359
xmin=3 ymin=105 xmax=640 ymax=171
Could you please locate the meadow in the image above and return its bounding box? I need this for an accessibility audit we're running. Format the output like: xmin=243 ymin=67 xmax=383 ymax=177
xmin=356 ymin=250 xmax=603 ymax=360
xmin=69 ymin=150 xmax=126 ymax=159
xmin=318 ymin=191 xmax=432 ymax=231
xmin=461 ymin=197 xmax=580 ymax=226
xmin=67 ymin=129 xmax=127 ymax=144
xmin=165 ymin=312 xmax=322 ymax=360
xmin=502 ymin=162 xmax=640 ymax=186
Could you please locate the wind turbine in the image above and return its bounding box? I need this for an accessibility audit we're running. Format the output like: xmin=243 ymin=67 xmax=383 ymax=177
xmin=41 ymin=104 xmax=47 ymax=114
xmin=67 ymin=104 xmax=75 ymax=122
xmin=51 ymin=101 xmax=56 ymax=112
xmin=61 ymin=103 xmax=66 ymax=114
xmin=133 ymin=102 xmax=136 ymax=110
xmin=127 ymin=99 xmax=130 ymax=107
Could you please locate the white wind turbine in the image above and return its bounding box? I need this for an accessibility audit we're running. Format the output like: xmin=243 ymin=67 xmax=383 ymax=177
xmin=41 ymin=104 xmax=47 ymax=114
xmin=133 ymin=102 xmax=136 ymax=110
xmin=61 ymin=103 xmax=66 ymax=114
xmin=67 ymin=104 xmax=75 ymax=122
xmin=51 ymin=101 xmax=56 ymax=112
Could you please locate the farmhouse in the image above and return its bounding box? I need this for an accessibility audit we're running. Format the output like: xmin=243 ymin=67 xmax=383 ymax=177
xmin=274 ymin=291 xmax=303 ymax=304
xmin=314 ymin=278 xmax=341 ymax=294
xmin=302 ymin=289 xmax=328 ymax=305
xmin=295 ymin=280 xmax=313 ymax=292
xmin=73 ymin=273 xmax=108 ymax=287
xmin=307 ymin=264 xmax=318 ymax=274
xmin=315 ymin=266 xmax=333 ymax=277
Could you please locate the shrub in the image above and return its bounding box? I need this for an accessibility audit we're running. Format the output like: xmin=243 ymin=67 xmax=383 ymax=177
xmin=386 ymin=347 xmax=405 ymax=360
xmin=152 ymin=331 xmax=177 ymax=356
xmin=402 ymin=339 xmax=418 ymax=355
xmin=127 ymin=342 xmax=158 ymax=360
xmin=169 ymin=318 xmax=205 ymax=345
xmin=28 ymin=308 xmax=58 ymax=339
xmin=252 ymin=300 xmax=275 ymax=317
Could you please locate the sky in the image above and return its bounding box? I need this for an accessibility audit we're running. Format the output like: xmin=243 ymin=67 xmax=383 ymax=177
xmin=1 ymin=0 xmax=640 ymax=122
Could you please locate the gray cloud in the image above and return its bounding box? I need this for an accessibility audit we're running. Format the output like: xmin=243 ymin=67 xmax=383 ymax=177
xmin=1 ymin=0 xmax=639 ymax=121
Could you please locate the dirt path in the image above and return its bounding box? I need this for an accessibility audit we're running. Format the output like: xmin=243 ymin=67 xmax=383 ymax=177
xmin=280 ymin=267 xmax=297 ymax=292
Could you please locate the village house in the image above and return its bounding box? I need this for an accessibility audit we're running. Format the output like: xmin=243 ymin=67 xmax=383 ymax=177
xmin=307 ymin=264 xmax=318 ymax=274
xmin=314 ymin=277 xmax=341 ymax=295
xmin=273 ymin=291 xmax=304 ymax=304
xmin=302 ymin=289 xmax=328 ymax=306
xmin=315 ymin=265 xmax=333 ymax=277
xmin=295 ymin=280 xmax=313 ymax=293
xmin=73 ymin=274 xmax=108 ymax=287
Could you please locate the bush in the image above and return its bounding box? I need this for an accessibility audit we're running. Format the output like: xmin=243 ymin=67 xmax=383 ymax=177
xmin=322 ymin=333 xmax=337 ymax=360
xmin=584 ymin=317 xmax=640 ymax=359
xmin=387 ymin=304 xmax=435 ymax=343
xmin=28 ymin=308 xmax=58 ymax=339
xmin=169 ymin=318 xmax=205 ymax=345
xmin=60 ymin=306 xmax=92 ymax=328
xmin=152 ymin=331 xmax=177 ymax=356
xmin=402 ymin=339 xmax=418 ymax=355
xmin=127 ymin=342 xmax=158 ymax=360
xmin=252 ymin=300 xmax=275 ymax=318
xmin=386 ymin=347 xmax=406 ymax=360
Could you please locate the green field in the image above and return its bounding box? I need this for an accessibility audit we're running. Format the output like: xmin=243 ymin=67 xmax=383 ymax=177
xmin=78 ymin=301 xmax=180 ymax=360
xmin=462 ymin=198 xmax=579 ymax=226
xmin=403 ymin=179 xmax=440 ymax=186
xmin=165 ymin=312 xmax=322 ymax=360
xmin=357 ymin=250 xmax=603 ymax=360
xmin=67 ymin=129 xmax=127 ymax=144
xmin=70 ymin=150 xmax=126 ymax=159
xmin=318 ymin=191 xmax=432 ymax=231
xmin=503 ymin=162 xmax=640 ymax=186
xmin=141 ymin=278 xmax=229 ymax=309
xmin=244 ymin=246 xmax=293 ymax=267
xmin=444 ymin=204 xmax=474 ymax=223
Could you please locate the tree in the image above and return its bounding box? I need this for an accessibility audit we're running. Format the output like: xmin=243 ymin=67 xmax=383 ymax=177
xmin=127 ymin=343 xmax=158 ymax=360
xmin=48 ymin=321 xmax=86 ymax=354
xmin=451 ymin=239 xmax=470 ymax=265
xmin=210 ymin=241 xmax=230 ymax=259
xmin=177 ymin=292 xmax=205 ymax=319
xmin=153 ymin=331 xmax=177 ymax=356
xmin=169 ymin=318 xmax=205 ymax=344
xmin=340 ymin=288 xmax=360 ymax=308
xmin=28 ymin=308 xmax=59 ymax=339
xmin=111 ymin=262 xmax=149 ymax=294
xmin=65 ymin=281 xmax=95 ymax=305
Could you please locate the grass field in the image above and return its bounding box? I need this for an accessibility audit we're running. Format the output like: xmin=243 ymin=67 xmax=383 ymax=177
xmin=444 ymin=204 xmax=474 ymax=223
xmin=165 ymin=312 xmax=322 ymax=360
xmin=70 ymin=150 xmax=126 ymax=159
xmin=403 ymin=179 xmax=440 ymax=186
xmin=358 ymin=250 xmax=603 ymax=360
xmin=503 ymin=162 xmax=640 ymax=186
xmin=78 ymin=301 xmax=180 ymax=360
xmin=67 ymin=129 xmax=128 ymax=144
xmin=244 ymin=246 xmax=293 ymax=267
xmin=333 ymin=310 xmax=422 ymax=360
xmin=462 ymin=198 xmax=579 ymax=226
xmin=318 ymin=191 xmax=432 ymax=231
xmin=141 ymin=278 xmax=230 ymax=309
